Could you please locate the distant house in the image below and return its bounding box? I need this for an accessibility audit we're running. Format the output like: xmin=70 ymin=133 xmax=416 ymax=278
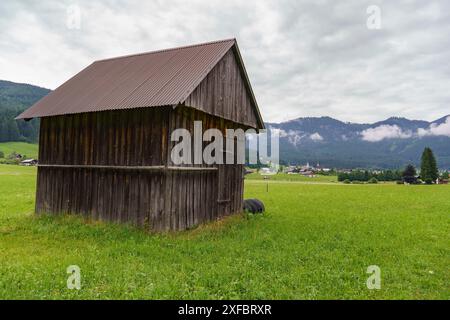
xmin=315 ymin=162 xmax=331 ymax=172
xmin=244 ymin=168 xmax=256 ymax=175
xmin=20 ymin=159 xmax=38 ymax=166
xmin=8 ymin=153 xmax=23 ymax=160
xmin=301 ymin=162 xmax=312 ymax=171
xmin=298 ymin=162 xmax=315 ymax=177
xmin=436 ymin=178 xmax=448 ymax=185
xmin=284 ymin=165 xmax=298 ymax=174
xmin=284 ymin=162 xmax=330 ymax=175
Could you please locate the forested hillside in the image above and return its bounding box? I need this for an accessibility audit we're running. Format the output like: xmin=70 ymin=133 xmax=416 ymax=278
xmin=0 ymin=80 xmax=50 ymax=142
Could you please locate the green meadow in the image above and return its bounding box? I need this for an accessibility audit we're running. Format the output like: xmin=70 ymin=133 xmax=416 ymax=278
xmin=0 ymin=164 xmax=448 ymax=299
xmin=0 ymin=142 xmax=38 ymax=159
xmin=245 ymin=172 xmax=338 ymax=183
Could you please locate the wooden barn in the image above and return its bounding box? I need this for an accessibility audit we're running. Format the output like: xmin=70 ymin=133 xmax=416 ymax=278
xmin=17 ymin=39 xmax=265 ymax=231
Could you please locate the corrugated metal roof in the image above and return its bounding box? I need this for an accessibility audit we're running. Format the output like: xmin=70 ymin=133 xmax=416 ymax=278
xmin=17 ymin=38 xmax=251 ymax=120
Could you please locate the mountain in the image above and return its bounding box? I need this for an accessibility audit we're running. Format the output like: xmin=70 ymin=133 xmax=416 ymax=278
xmin=0 ymin=80 xmax=50 ymax=143
xmin=267 ymin=116 xmax=450 ymax=169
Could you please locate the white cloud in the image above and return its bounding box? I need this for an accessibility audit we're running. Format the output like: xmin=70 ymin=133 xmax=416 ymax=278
xmin=269 ymin=127 xmax=288 ymax=137
xmin=360 ymin=125 xmax=412 ymax=142
xmin=288 ymin=133 xmax=306 ymax=146
xmin=310 ymin=132 xmax=324 ymax=141
xmin=417 ymin=116 xmax=450 ymax=137
xmin=269 ymin=127 xmax=307 ymax=145
xmin=270 ymin=126 xmax=309 ymax=146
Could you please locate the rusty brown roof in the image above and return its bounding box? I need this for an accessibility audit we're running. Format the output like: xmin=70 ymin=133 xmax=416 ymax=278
xmin=17 ymin=38 xmax=263 ymax=127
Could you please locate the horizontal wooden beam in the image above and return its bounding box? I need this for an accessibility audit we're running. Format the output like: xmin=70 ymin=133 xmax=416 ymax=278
xmin=38 ymin=164 xmax=165 ymax=170
xmin=37 ymin=164 xmax=218 ymax=172
xmin=166 ymin=166 xmax=217 ymax=171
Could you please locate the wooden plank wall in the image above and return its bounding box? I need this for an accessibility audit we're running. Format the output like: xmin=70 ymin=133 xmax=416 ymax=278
xmin=37 ymin=108 xmax=168 ymax=229
xmin=37 ymin=106 xmax=245 ymax=231
xmin=38 ymin=108 xmax=167 ymax=166
xmin=166 ymin=106 xmax=245 ymax=228
xmin=183 ymin=48 xmax=260 ymax=129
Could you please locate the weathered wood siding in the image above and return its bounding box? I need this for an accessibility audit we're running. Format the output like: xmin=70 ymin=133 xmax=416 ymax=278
xmin=184 ymin=48 xmax=260 ymax=129
xmin=167 ymin=106 xmax=245 ymax=221
xmin=36 ymin=106 xmax=244 ymax=231
xmin=38 ymin=108 xmax=167 ymax=166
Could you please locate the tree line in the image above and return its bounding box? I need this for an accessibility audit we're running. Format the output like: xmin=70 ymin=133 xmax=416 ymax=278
xmin=0 ymin=106 xmax=39 ymax=143
xmin=0 ymin=79 xmax=48 ymax=143
xmin=338 ymin=170 xmax=402 ymax=182
xmin=338 ymin=147 xmax=447 ymax=184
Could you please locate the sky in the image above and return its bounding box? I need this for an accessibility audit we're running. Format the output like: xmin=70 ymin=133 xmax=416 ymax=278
xmin=1 ymin=0 xmax=449 ymax=123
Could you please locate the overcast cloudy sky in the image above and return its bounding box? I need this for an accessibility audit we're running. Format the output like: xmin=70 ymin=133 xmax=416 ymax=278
xmin=1 ymin=0 xmax=449 ymax=123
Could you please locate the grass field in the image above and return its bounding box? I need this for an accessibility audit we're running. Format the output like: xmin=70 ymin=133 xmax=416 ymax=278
xmin=0 ymin=165 xmax=448 ymax=299
xmin=0 ymin=142 xmax=38 ymax=159
xmin=245 ymin=172 xmax=338 ymax=183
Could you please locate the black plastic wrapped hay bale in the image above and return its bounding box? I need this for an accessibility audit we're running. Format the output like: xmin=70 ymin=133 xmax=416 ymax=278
xmin=243 ymin=199 xmax=265 ymax=214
